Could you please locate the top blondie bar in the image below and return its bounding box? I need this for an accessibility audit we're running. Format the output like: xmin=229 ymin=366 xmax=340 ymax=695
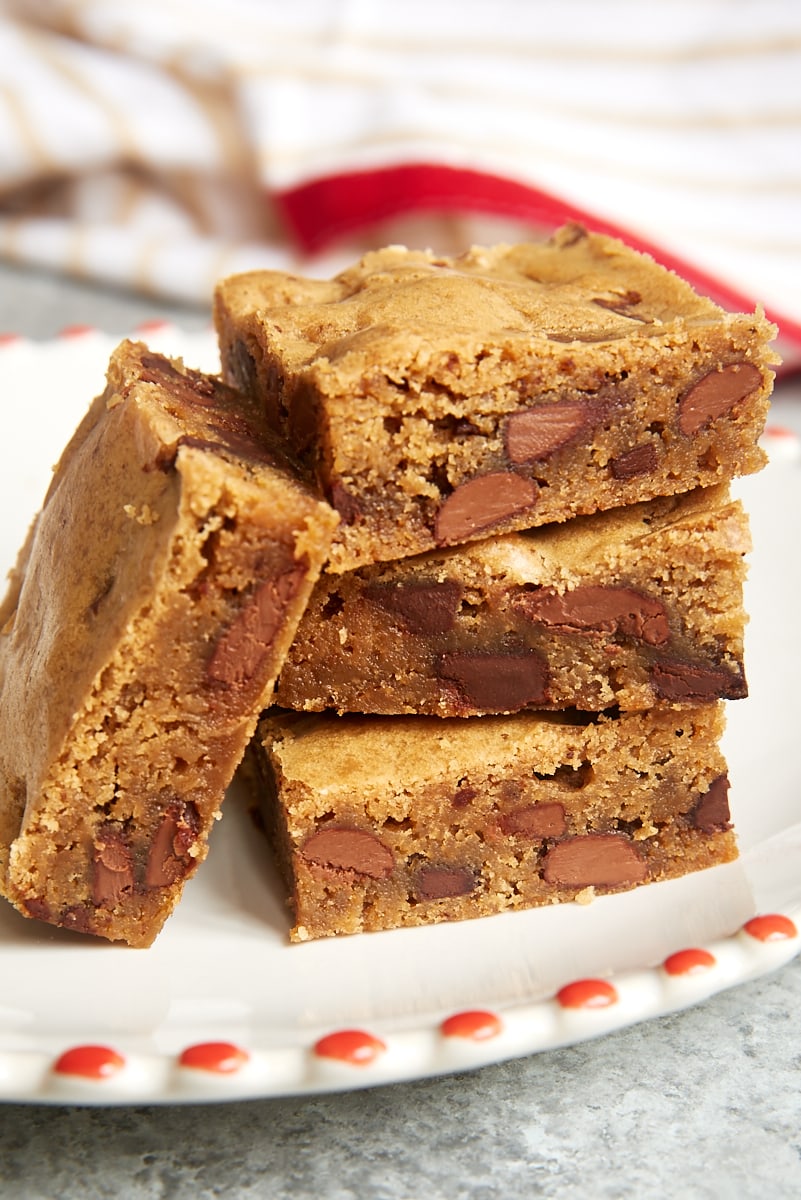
xmin=215 ymin=224 xmax=777 ymax=572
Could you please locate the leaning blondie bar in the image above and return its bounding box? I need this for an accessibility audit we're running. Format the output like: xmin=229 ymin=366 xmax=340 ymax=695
xmin=0 ymin=341 xmax=338 ymax=946
xmin=276 ymin=484 xmax=749 ymax=715
xmin=251 ymin=705 xmax=736 ymax=941
xmin=215 ymin=224 xmax=776 ymax=571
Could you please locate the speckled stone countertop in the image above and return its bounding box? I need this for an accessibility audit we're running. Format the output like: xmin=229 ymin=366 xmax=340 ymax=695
xmin=1 ymin=263 xmax=800 ymax=1200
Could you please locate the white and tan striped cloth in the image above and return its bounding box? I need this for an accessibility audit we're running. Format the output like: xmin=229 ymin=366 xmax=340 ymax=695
xmin=1 ymin=0 xmax=800 ymax=362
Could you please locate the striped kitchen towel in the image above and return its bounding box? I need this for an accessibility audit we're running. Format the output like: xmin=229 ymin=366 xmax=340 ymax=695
xmin=1 ymin=0 xmax=799 ymax=363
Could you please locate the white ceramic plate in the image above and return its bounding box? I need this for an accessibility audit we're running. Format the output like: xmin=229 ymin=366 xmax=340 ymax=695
xmin=0 ymin=328 xmax=799 ymax=1106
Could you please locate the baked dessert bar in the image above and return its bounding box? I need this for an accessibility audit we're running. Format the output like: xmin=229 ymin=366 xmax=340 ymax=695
xmin=250 ymin=705 xmax=736 ymax=941
xmin=276 ymin=484 xmax=749 ymax=716
xmin=215 ymin=224 xmax=776 ymax=572
xmin=0 ymin=341 xmax=338 ymax=946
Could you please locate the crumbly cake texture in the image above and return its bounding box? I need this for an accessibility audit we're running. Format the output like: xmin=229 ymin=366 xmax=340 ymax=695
xmin=251 ymin=705 xmax=736 ymax=941
xmin=214 ymin=223 xmax=777 ymax=572
xmin=277 ymin=483 xmax=750 ymax=716
xmin=0 ymin=340 xmax=338 ymax=947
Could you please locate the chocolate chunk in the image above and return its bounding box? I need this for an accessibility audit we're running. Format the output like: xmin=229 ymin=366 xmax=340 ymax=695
xmin=435 ymin=473 xmax=537 ymax=545
xmin=227 ymin=338 xmax=258 ymax=395
xmin=208 ymin=564 xmax=306 ymax=687
xmin=364 ymin=580 xmax=463 ymax=635
xmin=452 ymin=785 xmax=478 ymax=809
xmin=543 ymin=834 xmax=647 ymax=887
xmin=22 ymin=896 xmax=52 ymax=922
xmin=438 ymin=649 xmax=549 ymax=712
xmin=92 ymin=825 xmax=134 ymax=906
xmin=505 ymin=400 xmax=599 ymax=463
xmin=301 ymin=828 xmax=394 ymax=879
xmin=289 ymin=381 xmax=319 ymax=454
xmin=592 ymin=290 xmax=642 ymax=311
xmin=610 ymin=443 xmax=658 ymax=480
xmin=499 ymin=802 xmax=567 ymax=838
xmin=515 ymin=585 xmax=669 ymax=646
xmin=145 ymin=800 xmax=201 ymax=889
xmin=689 ymin=774 xmax=731 ymax=832
xmin=140 ymin=353 xmax=219 ymax=406
xmin=416 ymin=865 xmax=477 ymax=900
xmin=329 ymin=480 xmax=362 ymax=526
xmin=554 ymin=222 xmax=588 ymax=248
xmin=59 ymin=904 xmax=96 ymax=935
xmin=678 ymin=362 xmax=762 ymax=436
xmin=650 ymin=658 xmax=747 ymax=701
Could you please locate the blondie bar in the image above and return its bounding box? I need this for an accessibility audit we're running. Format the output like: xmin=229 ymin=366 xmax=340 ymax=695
xmin=0 ymin=341 xmax=338 ymax=946
xmin=251 ymin=705 xmax=736 ymax=941
xmin=276 ymin=484 xmax=749 ymax=716
xmin=215 ymin=225 xmax=776 ymax=572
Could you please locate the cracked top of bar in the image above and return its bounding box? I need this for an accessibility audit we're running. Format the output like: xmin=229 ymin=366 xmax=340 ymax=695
xmin=215 ymin=224 xmax=778 ymax=571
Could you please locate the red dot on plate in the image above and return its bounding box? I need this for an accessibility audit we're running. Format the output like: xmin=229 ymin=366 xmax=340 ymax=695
xmin=313 ymin=1029 xmax=386 ymax=1066
xmin=178 ymin=1041 xmax=249 ymax=1074
xmin=441 ymin=1009 xmax=504 ymax=1041
xmin=58 ymin=324 xmax=96 ymax=338
xmin=743 ymin=914 xmax=798 ymax=943
xmin=53 ymin=1044 xmax=125 ymax=1079
xmin=134 ymin=319 xmax=171 ymax=334
xmin=556 ymin=978 xmax=618 ymax=1010
xmin=663 ymin=947 xmax=717 ymax=976
xmin=763 ymin=424 xmax=797 ymax=439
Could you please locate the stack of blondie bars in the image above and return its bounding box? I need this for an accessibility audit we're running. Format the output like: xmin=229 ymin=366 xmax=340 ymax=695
xmin=0 ymin=225 xmax=777 ymax=947
xmin=215 ymin=224 xmax=776 ymax=942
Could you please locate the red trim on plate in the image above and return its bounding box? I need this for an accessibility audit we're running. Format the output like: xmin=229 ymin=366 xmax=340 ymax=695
xmin=58 ymin=324 xmax=97 ymax=339
xmin=440 ymin=1009 xmax=504 ymax=1041
xmin=134 ymin=319 xmax=172 ymax=335
xmin=663 ymin=948 xmax=717 ymax=977
xmin=556 ymin=978 xmax=618 ymax=1010
xmin=274 ymin=163 xmax=801 ymax=356
xmin=178 ymin=1041 xmax=249 ymax=1074
xmin=53 ymin=1044 xmax=125 ymax=1079
xmin=0 ymin=333 xmax=21 ymax=346
xmin=313 ymin=1029 xmax=387 ymax=1065
xmin=743 ymin=914 xmax=798 ymax=942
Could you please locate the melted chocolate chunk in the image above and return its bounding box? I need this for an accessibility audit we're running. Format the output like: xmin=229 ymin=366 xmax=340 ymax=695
xmin=22 ymin=896 xmax=52 ymax=922
xmin=92 ymin=825 xmax=134 ymax=906
xmin=592 ymin=289 xmax=642 ymax=312
xmin=227 ymin=338 xmax=258 ymax=395
xmin=139 ymin=351 xmax=279 ymax=469
xmin=207 ymin=564 xmax=306 ymax=688
xmin=505 ymin=399 xmax=600 ymax=464
xmin=515 ymin=585 xmax=669 ymax=646
xmin=301 ymin=828 xmax=394 ymax=878
xmin=689 ymin=774 xmax=731 ymax=832
xmin=678 ymin=362 xmax=762 ymax=436
xmin=452 ymin=785 xmax=478 ymax=809
xmin=364 ymin=580 xmax=463 ymax=635
xmin=59 ymin=903 xmax=96 ymax=935
xmin=435 ymin=473 xmax=538 ymax=545
xmin=415 ymin=865 xmax=477 ymax=900
xmin=140 ymin=353 xmax=219 ymax=405
xmin=650 ymin=658 xmax=747 ymax=701
xmin=610 ymin=443 xmax=658 ymax=480
xmin=145 ymin=800 xmax=201 ymax=889
xmin=329 ymin=480 xmax=362 ymax=526
xmin=543 ymin=833 xmax=648 ymax=887
xmin=498 ymin=802 xmax=567 ymax=839
xmin=437 ymin=649 xmax=549 ymax=712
